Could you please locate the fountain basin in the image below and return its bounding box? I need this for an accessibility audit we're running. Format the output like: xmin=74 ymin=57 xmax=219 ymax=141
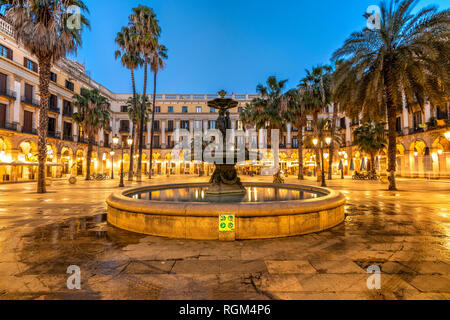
xmin=106 ymin=183 xmax=346 ymax=240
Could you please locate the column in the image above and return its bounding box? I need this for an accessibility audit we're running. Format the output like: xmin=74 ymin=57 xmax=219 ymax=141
xmin=57 ymin=97 xmax=63 ymax=135
xmin=13 ymin=79 xmax=21 ymax=129
xmin=402 ymin=94 xmax=409 ymax=135
xmin=147 ymin=121 xmax=151 ymax=146
xmin=287 ymin=123 xmax=292 ymax=148
xmin=161 ymin=120 xmax=166 ymax=147
xmin=424 ymin=101 xmax=431 ymax=123
xmin=345 ymin=117 xmax=351 ymax=146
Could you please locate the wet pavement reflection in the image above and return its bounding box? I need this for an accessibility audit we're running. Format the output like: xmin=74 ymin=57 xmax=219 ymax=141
xmin=0 ymin=176 xmax=449 ymax=300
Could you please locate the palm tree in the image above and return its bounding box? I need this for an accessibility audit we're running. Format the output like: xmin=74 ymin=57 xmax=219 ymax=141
xmin=241 ymin=76 xmax=287 ymax=144
xmin=333 ymin=0 xmax=449 ymax=190
xmin=115 ymin=26 xmax=143 ymax=181
xmin=126 ymin=94 xmax=151 ymax=168
xmin=283 ymin=89 xmax=308 ymax=180
xmin=1 ymin=0 xmax=89 ymax=193
xmin=353 ymin=121 xmax=387 ymax=174
xmin=72 ymin=89 xmax=110 ymax=180
xmin=299 ymin=66 xmax=333 ymax=181
xmin=129 ymin=5 xmax=160 ymax=182
xmin=148 ymin=43 xmax=167 ymax=179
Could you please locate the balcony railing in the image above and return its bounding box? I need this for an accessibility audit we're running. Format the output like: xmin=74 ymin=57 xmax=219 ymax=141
xmin=0 ymin=88 xmax=16 ymax=100
xmin=166 ymin=127 xmax=174 ymax=132
xmin=49 ymin=105 xmax=60 ymax=114
xmin=119 ymin=127 xmax=129 ymax=133
xmin=62 ymin=109 xmax=73 ymax=117
xmin=409 ymin=127 xmax=425 ymax=135
xmin=21 ymin=96 xmax=40 ymax=108
xmin=63 ymin=135 xmax=73 ymax=141
xmin=48 ymin=131 xmax=61 ymax=139
xmin=0 ymin=122 xmax=17 ymax=131
xmin=78 ymin=136 xmax=88 ymax=144
xmin=22 ymin=127 xmax=37 ymax=135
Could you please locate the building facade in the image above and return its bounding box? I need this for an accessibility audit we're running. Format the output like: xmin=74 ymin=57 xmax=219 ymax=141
xmin=0 ymin=15 xmax=449 ymax=183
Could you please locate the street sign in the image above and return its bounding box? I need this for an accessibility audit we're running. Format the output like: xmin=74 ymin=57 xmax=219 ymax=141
xmin=219 ymin=214 xmax=235 ymax=232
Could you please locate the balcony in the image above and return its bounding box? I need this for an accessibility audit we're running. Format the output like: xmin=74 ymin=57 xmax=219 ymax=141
xmin=47 ymin=131 xmax=61 ymax=139
xmin=409 ymin=127 xmax=425 ymax=135
xmin=0 ymin=88 xmax=16 ymax=100
xmin=78 ymin=136 xmax=88 ymax=144
xmin=166 ymin=127 xmax=174 ymax=132
xmin=152 ymin=127 xmax=161 ymax=132
xmin=49 ymin=105 xmax=60 ymax=114
xmin=104 ymin=141 xmax=110 ymax=148
xmin=63 ymin=135 xmax=73 ymax=141
xmin=0 ymin=122 xmax=17 ymax=131
xmin=22 ymin=127 xmax=37 ymax=135
xmin=119 ymin=127 xmax=130 ymax=133
xmin=21 ymin=96 xmax=40 ymax=108
xmin=62 ymin=108 xmax=73 ymax=117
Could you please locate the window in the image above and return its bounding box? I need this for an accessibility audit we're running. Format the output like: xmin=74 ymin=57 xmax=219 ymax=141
xmin=49 ymin=94 xmax=58 ymax=110
xmin=436 ymin=106 xmax=448 ymax=120
xmin=48 ymin=117 xmax=56 ymax=134
xmin=24 ymin=58 xmax=38 ymax=72
xmin=413 ymin=112 xmax=422 ymax=129
xmin=292 ymin=136 xmax=298 ymax=148
xmin=120 ymin=105 xmax=128 ymax=113
xmin=208 ymin=120 xmax=216 ymax=129
xmin=396 ymin=117 xmax=402 ymax=132
xmin=168 ymin=106 xmax=173 ymax=113
xmin=340 ymin=117 xmax=346 ymax=129
xmin=153 ymin=120 xmax=160 ymax=130
xmin=182 ymin=106 xmax=188 ymax=113
xmin=306 ymin=120 xmax=313 ymax=131
xmin=0 ymin=44 xmax=13 ymax=60
xmin=236 ymin=120 xmax=243 ymax=130
xmin=180 ymin=120 xmax=189 ymax=130
xmin=63 ymin=100 xmax=72 ymax=115
xmin=65 ymin=80 xmax=74 ymax=91
xmin=80 ymin=88 xmax=89 ymax=95
xmin=167 ymin=120 xmax=174 ymax=131
xmin=210 ymin=108 xmax=215 ymax=113
xmin=196 ymin=106 xmax=202 ymax=113
xmin=238 ymin=107 xmax=243 ymax=113
xmin=194 ymin=120 xmax=202 ymax=130
xmin=120 ymin=120 xmax=129 ymax=131
xmin=50 ymin=72 xmax=57 ymax=83
xmin=155 ymin=106 xmax=160 ymax=113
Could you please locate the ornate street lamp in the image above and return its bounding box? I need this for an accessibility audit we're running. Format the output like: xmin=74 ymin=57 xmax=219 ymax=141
xmin=313 ymin=136 xmax=332 ymax=187
xmin=113 ymin=135 xmax=133 ymax=188
xmin=109 ymin=150 xmax=115 ymax=179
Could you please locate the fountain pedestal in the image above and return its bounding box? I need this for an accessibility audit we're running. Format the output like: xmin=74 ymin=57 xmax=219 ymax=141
xmin=207 ymin=164 xmax=246 ymax=195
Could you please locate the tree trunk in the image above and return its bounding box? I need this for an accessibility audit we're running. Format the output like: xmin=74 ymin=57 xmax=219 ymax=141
xmin=37 ymin=56 xmax=51 ymax=193
xmin=137 ymin=62 xmax=148 ymax=182
xmin=128 ymin=69 xmax=137 ymax=181
xmin=297 ymin=125 xmax=304 ymax=180
xmin=149 ymin=72 xmax=157 ymax=179
xmin=328 ymin=103 xmax=338 ymax=180
xmin=383 ymin=59 xmax=398 ymax=191
xmin=313 ymin=111 xmax=321 ymax=182
xmin=86 ymin=136 xmax=93 ymax=180
xmin=370 ymin=152 xmax=376 ymax=174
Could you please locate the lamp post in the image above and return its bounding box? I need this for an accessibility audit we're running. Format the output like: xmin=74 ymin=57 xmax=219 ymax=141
xmin=113 ymin=135 xmax=133 ymax=188
xmin=110 ymin=150 xmax=115 ymax=179
xmin=313 ymin=136 xmax=332 ymax=187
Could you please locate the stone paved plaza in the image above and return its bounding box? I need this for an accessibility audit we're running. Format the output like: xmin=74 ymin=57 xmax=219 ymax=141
xmin=0 ymin=175 xmax=449 ymax=300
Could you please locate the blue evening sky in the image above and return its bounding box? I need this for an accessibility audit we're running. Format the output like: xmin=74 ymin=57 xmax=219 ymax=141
xmin=73 ymin=0 xmax=449 ymax=95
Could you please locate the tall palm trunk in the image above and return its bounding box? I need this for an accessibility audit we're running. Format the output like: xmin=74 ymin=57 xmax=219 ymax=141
xmin=297 ymin=125 xmax=304 ymax=180
xmin=313 ymin=111 xmax=321 ymax=181
xmin=149 ymin=72 xmax=157 ymax=179
xmin=370 ymin=152 xmax=376 ymax=174
xmin=128 ymin=69 xmax=137 ymax=181
xmin=86 ymin=135 xmax=93 ymax=180
xmin=328 ymin=103 xmax=338 ymax=180
xmin=137 ymin=62 xmax=148 ymax=182
xmin=383 ymin=60 xmax=397 ymax=191
xmin=37 ymin=56 xmax=51 ymax=193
